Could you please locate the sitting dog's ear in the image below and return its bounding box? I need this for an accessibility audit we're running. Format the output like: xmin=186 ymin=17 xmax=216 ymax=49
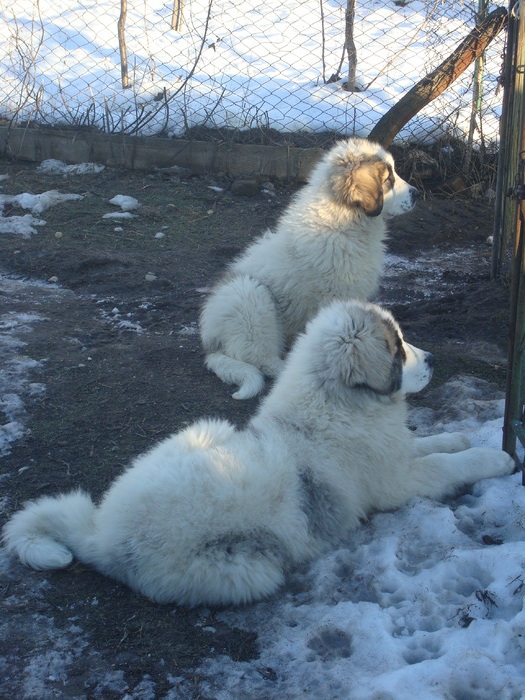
xmin=331 ymin=159 xmax=388 ymax=217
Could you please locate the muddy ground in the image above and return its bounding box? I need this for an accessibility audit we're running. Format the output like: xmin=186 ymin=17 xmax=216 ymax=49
xmin=0 ymin=157 xmax=510 ymax=698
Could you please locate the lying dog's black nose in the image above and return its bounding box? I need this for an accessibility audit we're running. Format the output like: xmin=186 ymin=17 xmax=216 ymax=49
xmin=410 ymin=187 xmax=421 ymax=202
xmin=425 ymin=352 xmax=435 ymax=368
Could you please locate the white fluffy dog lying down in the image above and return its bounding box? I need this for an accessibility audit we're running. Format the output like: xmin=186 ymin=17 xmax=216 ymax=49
xmin=3 ymin=301 xmax=514 ymax=607
xmin=200 ymin=137 xmax=420 ymax=399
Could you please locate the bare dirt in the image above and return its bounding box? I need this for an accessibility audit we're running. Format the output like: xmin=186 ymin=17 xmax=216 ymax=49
xmin=0 ymin=157 xmax=510 ymax=698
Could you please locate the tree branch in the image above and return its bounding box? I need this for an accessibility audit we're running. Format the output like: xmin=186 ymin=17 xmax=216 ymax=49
xmin=368 ymin=6 xmax=508 ymax=147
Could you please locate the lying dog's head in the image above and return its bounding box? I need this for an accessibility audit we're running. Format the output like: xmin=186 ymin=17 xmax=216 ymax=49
xmin=325 ymin=138 xmax=419 ymax=218
xmin=302 ymin=300 xmax=433 ymax=399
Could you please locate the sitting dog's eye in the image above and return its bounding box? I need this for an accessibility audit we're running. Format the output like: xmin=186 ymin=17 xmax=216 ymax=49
xmin=383 ymin=170 xmax=395 ymax=192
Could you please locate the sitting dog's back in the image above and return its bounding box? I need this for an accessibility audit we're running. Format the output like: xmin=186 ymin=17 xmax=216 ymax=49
xmin=200 ymin=137 xmax=419 ymax=399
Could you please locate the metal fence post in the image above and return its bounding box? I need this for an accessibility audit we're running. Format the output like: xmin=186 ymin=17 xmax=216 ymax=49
xmin=502 ymin=5 xmax=525 ymax=480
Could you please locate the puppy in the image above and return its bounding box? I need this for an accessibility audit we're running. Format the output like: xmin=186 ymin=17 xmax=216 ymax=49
xmin=200 ymin=137 xmax=419 ymax=398
xmin=3 ymin=301 xmax=514 ymax=607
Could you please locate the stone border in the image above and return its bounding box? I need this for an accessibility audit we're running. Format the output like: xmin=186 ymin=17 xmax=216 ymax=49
xmin=0 ymin=127 xmax=324 ymax=182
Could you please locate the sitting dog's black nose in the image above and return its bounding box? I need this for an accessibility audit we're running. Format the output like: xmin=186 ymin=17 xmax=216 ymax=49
xmin=410 ymin=187 xmax=421 ymax=202
xmin=425 ymin=352 xmax=435 ymax=368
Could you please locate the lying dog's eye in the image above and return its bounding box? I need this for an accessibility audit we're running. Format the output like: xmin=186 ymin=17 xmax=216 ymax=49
xmin=395 ymin=335 xmax=407 ymax=362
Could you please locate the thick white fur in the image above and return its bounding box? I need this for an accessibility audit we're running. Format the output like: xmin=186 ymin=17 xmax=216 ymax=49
xmin=200 ymin=137 xmax=419 ymax=398
xmin=3 ymin=301 xmax=514 ymax=607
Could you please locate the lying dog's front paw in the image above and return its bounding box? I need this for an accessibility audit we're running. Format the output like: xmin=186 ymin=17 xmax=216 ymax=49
xmin=446 ymin=432 xmax=471 ymax=453
xmin=470 ymin=448 xmax=516 ymax=479
xmin=497 ymin=451 xmax=516 ymax=476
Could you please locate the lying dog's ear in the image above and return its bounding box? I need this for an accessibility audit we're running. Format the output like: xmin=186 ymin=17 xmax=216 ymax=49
xmin=331 ymin=159 xmax=389 ymax=217
xmin=310 ymin=305 xmax=403 ymax=397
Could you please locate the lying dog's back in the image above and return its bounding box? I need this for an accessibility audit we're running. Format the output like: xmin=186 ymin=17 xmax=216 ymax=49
xmin=4 ymin=301 xmax=513 ymax=607
xmin=3 ymin=418 xmax=323 ymax=606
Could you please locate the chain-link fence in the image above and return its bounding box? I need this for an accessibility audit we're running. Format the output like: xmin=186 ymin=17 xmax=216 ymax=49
xmin=0 ymin=0 xmax=507 ymax=151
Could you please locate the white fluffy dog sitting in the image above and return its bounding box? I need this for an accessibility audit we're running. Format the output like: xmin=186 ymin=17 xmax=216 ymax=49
xmin=3 ymin=301 xmax=514 ymax=607
xmin=200 ymin=137 xmax=419 ymax=399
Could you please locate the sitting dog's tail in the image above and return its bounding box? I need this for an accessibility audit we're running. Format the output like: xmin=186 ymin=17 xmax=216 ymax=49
xmin=205 ymin=351 xmax=265 ymax=400
xmin=3 ymin=490 xmax=96 ymax=570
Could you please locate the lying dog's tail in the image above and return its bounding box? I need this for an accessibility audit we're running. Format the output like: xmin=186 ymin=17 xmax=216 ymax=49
xmin=205 ymin=351 xmax=266 ymax=400
xmin=3 ymin=490 xmax=97 ymax=571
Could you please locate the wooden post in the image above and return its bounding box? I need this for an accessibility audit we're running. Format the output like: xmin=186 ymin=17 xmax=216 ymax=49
xmin=344 ymin=0 xmax=357 ymax=91
xmin=118 ymin=0 xmax=131 ymax=89
xmin=464 ymin=0 xmax=488 ymax=171
xmin=171 ymin=0 xmax=184 ymax=31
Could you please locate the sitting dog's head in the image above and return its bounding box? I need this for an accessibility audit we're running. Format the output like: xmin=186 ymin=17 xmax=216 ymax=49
xmin=326 ymin=138 xmax=419 ymax=218
xmin=301 ymin=300 xmax=434 ymax=399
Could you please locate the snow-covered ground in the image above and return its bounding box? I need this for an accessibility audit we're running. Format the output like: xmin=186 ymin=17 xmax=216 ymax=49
xmin=198 ymin=426 xmax=525 ymax=699
xmin=1 ymin=0 xmax=507 ymax=144
xmin=0 ymin=280 xmax=47 ymax=457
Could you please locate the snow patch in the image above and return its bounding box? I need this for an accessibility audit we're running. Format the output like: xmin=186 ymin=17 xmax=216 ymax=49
xmin=108 ymin=195 xmax=141 ymax=211
xmin=37 ymin=160 xmax=105 ymax=176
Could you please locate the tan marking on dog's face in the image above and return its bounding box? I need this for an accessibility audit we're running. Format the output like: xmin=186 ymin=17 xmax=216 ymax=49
xmin=330 ymin=157 xmax=390 ymax=217
xmin=327 ymin=142 xmax=418 ymax=218
xmin=381 ymin=162 xmax=396 ymax=194
xmin=376 ymin=315 xmax=434 ymax=395
xmin=362 ymin=314 xmax=406 ymax=394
